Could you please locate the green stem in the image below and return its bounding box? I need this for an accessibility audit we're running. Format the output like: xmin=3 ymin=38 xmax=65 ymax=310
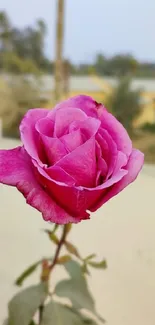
xmin=38 ymin=224 xmax=69 ymax=324
xmin=38 ymin=304 xmax=44 ymax=324
xmin=49 ymin=224 xmax=68 ymax=271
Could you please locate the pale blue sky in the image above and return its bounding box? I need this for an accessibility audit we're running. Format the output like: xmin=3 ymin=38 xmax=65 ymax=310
xmin=0 ymin=0 xmax=154 ymax=63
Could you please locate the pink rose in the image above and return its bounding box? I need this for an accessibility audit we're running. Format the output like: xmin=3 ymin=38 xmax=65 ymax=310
xmin=0 ymin=95 xmax=144 ymax=224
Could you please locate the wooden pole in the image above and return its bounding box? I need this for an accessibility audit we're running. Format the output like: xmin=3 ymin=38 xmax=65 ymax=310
xmin=54 ymin=0 xmax=64 ymax=103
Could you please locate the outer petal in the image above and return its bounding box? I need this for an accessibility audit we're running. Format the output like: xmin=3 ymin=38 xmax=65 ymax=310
xmin=54 ymin=95 xmax=99 ymax=118
xmin=20 ymin=108 xmax=49 ymax=165
xmin=34 ymin=169 xmax=90 ymax=220
xmin=97 ymin=128 xmax=118 ymax=178
xmin=98 ymin=107 xmax=132 ymax=157
xmin=0 ymin=147 xmax=82 ymax=224
xmin=95 ymin=141 xmax=108 ymax=185
xmin=90 ymin=149 xmax=144 ymax=211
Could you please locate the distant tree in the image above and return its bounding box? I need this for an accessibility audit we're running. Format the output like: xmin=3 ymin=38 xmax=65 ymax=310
xmin=11 ymin=20 xmax=47 ymax=66
xmin=0 ymin=11 xmax=11 ymax=52
xmin=76 ymin=63 xmax=92 ymax=75
xmin=1 ymin=10 xmax=155 ymax=78
xmin=95 ymin=53 xmax=106 ymax=75
xmin=40 ymin=58 xmax=54 ymax=73
xmin=0 ymin=11 xmax=12 ymax=70
xmin=31 ymin=19 xmax=47 ymax=66
xmin=106 ymin=76 xmax=142 ymax=134
xmin=107 ymin=54 xmax=138 ymax=76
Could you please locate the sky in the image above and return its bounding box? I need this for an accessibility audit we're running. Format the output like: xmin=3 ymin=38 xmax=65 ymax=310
xmin=0 ymin=0 xmax=155 ymax=63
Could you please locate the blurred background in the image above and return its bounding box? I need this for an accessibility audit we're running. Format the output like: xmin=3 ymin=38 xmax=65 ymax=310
xmin=0 ymin=0 xmax=155 ymax=161
xmin=0 ymin=1 xmax=155 ymax=325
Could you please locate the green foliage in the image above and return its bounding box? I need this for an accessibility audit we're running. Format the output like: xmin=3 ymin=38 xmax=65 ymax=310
xmin=41 ymin=300 xmax=98 ymax=325
xmin=141 ymin=122 xmax=155 ymax=133
xmin=55 ymin=261 xmax=105 ymax=323
xmin=44 ymin=224 xmax=60 ymax=244
xmin=15 ymin=260 xmax=43 ymax=286
xmin=15 ymin=257 xmax=53 ymax=286
xmin=1 ymin=52 xmax=39 ymax=74
xmin=63 ymin=260 xmax=82 ymax=278
xmin=65 ymin=241 xmax=81 ymax=258
xmin=88 ymin=259 xmax=107 ymax=270
xmin=6 ymin=225 xmax=106 ymax=325
xmin=0 ymin=11 xmax=11 ymax=55
xmin=55 ymin=261 xmax=95 ymax=311
xmin=84 ymin=254 xmax=96 ymax=261
xmin=95 ymin=53 xmax=137 ymax=76
xmin=0 ymin=11 xmax=48 ymax=73
xmin=81 ymin=262 xmax=90 ymax=275
xmin=108 ymin=54 xmax=138 ymax=76
xmin=57 ymin=255 xmax=72 ymax=264
xmin=8 ymin=283 xmax=47 ymax=325
xmin=52 ymin=224 xmax=59 ymax=233
xmin=1 ymin=77 xmax=44 ymax=138
xmin=107 ymin=76 xmax=142 ymax=134
xmin=82 ymin=255 xmax=107 ymax=273
xmin=65 ymin=223 xmax=72 ymax=234
xmin=44 ymin=230 xmax=59 ymax=244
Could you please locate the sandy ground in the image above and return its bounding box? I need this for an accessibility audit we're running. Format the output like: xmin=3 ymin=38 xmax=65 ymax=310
xmin=0 ymin=138 xmax=155 ymax=325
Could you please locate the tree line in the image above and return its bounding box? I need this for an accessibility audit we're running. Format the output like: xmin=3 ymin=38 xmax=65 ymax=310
xmin=0 ymin=10 xmax=155 ymax=77
xmin=0 ymin=11 xmax=53 ymax=74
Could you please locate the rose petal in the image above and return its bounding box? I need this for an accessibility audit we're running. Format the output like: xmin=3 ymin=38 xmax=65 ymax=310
xmin=112 ymin=151 xmax=128 ymax=174
xmin=96 ymin=132 xmax=109 ymax=163
xmin=38 ymin=135 xmax=68 ymax=165
xmin=0 ymin=147 xmax=82 ymax=224
xmin=55 ymin=137 xmax=97 ymax=187
xmin=54 ymin=95 xmax=99 ymax=118
xmin=35 ymin=117 xmax=54 ymax=137
xmin=85 ymin=167 xmax=128 ymax=195
xmin=97 ymin=129 xmax=118 ymax=178
xmin=69 ymin=117 xmax=101 ymax=140
xmin=76 ymin=160 xmax=128 ymax=210
xmin=0 ymin=146 xmax=33 ymax=186
xmin=46 ymin=166 xmax=76 ymax=186
xmin=95 ymin=141 xmax=108 ymax=185
xmin=98 ymin=157 xmax=108 ymax=178
xmin=98 ymin=107 xmax=132 ymax=157
xmin=31 ymin=160 xmax=90 ymax=219
xmin=77 ymin=168 xmax=128 ymax=213
xmin=36 ymin=118 xmax=68 ymax=165
xmin=90 ymin=149 xmax=144 ymax=211
xmin=34 ymin=168 xmax=90 ymax=220
xmin=54 ymin=107 xmax=87 ymax=137
xmin=60 ymin=129 xmax=84 ymax=152
xmin=20 ymin=108 xmax=49 ymax=165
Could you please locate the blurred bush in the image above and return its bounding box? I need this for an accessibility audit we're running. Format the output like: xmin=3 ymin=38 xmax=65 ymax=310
xmin=106 ymin=76 xmax=142 ymax=135
xmin=1 ymin=53 xmax=40 ymax=75
xmin=141 ymin=122 xmax=155 ymax=133
xmin=0 ymin=77 xmax=48 ymax=138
